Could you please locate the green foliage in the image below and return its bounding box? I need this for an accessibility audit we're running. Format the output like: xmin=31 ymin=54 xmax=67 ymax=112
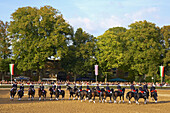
xmin=96 ymin=27 xmax=127 ymax=74
xmin=8 ymin=6 xmax=73 ymax=80
xmin=0 ymin=20 xmax=11 ymax=73
xmin=161 ymin=25 xmax=170 ymax=76
xmin=61 ymin=28 xmax=96 ymax=80
xmin=124 ymin=20 xmax=163 ymax=76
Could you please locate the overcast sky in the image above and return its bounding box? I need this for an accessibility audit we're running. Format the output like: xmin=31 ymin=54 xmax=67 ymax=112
xmin=0 ymin=0 xmax=169 ymax=36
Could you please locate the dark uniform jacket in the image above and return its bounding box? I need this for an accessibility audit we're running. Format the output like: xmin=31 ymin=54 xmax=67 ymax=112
xmin=20 ymin=86 xmax=24 ymax=90
xmin=13 ymin=84 xmax=17 ymax=89
xmin=96 ymin=86 xmax=100 ymax=91
xmin=106 ymin=86 xmax=110 ymax=90
xmin=130 ymin=85 xmax=135 ymax=90
xmin=40 ymin=86 xmax=44 ymax=90
xmin=30 ymin=85 xmax=34 ymax=89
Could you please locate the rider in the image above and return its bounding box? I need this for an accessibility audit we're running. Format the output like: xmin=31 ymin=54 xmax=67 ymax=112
xmin=52 ymin=83 xmax=56 ymax=92
xmin=40 ymin=82 xmax=45 ymax=94
xmin=11 ymin=82 xmax=17 ymax=91
xmin=74 ymin=83 xmax=77 ymax=92
xmin=79 ymin=83 xmax=83 ymax=92
xmin=143 ymin=82 xmax=148 ymax=92
xmin=130 ymin=82 xmax=136 ymax=92
xmin=96 ymin=84 xmax=101 ymax=94
xmin=117 ymin=83 xmax=122 ymax=93
xmin=150 ymin=83 xmax=157 ymax=96
xmin=30 ymin=82 xmax=35 ymax=93
xmin=106 ymin=84 xmax=111 ymax=93
xmin=139 ymin=84 xmax=145 ymax=94
xmin=18 ymin=84 xmax=24 ymax=94
xmin=86 ymin=83 xmax=90 ymax=92
xmin=57 ymin=82 xmax=61 ymax=93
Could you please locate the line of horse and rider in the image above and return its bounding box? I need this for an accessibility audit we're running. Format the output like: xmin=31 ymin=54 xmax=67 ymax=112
xmin=10 ymin=82 xmax=158 ymax=104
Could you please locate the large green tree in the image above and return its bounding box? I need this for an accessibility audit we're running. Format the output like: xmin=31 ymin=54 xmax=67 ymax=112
xmin=124 ymin=20 xmax=163 ymax=81
xmin=161 ymin=25 xmax=170 ymax=76
xmin=8 ymin=6 xmax=73 ymax=80
xmin=96 ymin=27 xmax=127 ymax=80
xmin=0 ymin=20 xmax=11 ymax=80
xmin=61 ymin=28 xmax=96 ymax=81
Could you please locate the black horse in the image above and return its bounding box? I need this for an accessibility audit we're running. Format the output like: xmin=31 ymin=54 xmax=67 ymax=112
xmin=79 ymin=90 xmax=88 ymax=102
xmin=56 ymin=88 xmax=65 ymax=100
xmin=88 ymin=87 xmax=102 ymax=103
xmin=66 ymin=86 xmax=79 ymax=100
xmin=10 ymin=88 xmax=17 ymax=100
xmin=104 ymin=88 xmax=114 ymax=103
xmin=49 ymin=87 xmax=57 ymax=100
xmin=150 ymin=90 xmax=158 ymax=103
xmin=135 ymin=90 xmax=149 ymax=104
xmin=17 ymin=89 xmax=24 ymax=101
xmin=126 ymin=89 xmax=138 ymax=104
xmin=113 ymin=88 xmax=125 ymax=103
xmin=28 ymin=88 xmax=35 ymax=100
xmin=38 ymin=88 xmax=47 ymax=101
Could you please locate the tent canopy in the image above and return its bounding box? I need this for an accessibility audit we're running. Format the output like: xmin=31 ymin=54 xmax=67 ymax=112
xmin=14 ymin=76 xmax=30 ymax=80
xmin=108 ymin=78 xmax=128 ymax=82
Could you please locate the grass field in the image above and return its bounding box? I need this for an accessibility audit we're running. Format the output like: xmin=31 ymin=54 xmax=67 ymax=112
xmin=0 ymin=88 xmax=170 ymax=113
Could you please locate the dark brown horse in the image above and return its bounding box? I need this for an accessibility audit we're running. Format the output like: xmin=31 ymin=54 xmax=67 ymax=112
xmin=79 ymin=90 xmax=88 ymax=102
xmin=66 ymin=86 xmax=79 ymax=100
xmin=113 ymin=88 xmax=125 ymax=103
xmin=56 ymin=88 xmax=65 ymax=100
xmin=28 ymin=88 xmax=35 ymax=100
xmin=38 ymin=88 xmax=47 ymax=100
xmin=88 ymin=87 xmax=102 ymax=103
xmin=126 ymin=89 xmax=138 ymax=104
xmin=17 ymin=89 xmax=24 ymax=101
xmin=49 ymin=87 xmax=57 ymax=100
xmin=10 ymin=88 xmax=17 ymax=100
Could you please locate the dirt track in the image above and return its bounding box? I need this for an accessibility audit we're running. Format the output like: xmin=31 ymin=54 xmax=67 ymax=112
xmin=0 ymin=88 xmax=170 ymax=113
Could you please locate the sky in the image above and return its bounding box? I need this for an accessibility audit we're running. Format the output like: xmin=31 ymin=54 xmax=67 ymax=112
xmin=0 ymin=0 xmax=169 ymax=37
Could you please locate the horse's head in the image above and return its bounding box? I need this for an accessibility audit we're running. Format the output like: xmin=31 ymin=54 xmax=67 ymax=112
xmin=66 ymin=86 xmax=72 ymax=91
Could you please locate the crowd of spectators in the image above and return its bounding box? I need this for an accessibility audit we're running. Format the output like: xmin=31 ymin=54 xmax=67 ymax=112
xmin=0 ymin=80 xmax=169 ymax=87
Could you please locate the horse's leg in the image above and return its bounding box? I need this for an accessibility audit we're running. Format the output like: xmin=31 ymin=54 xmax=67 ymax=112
xmin=119 ymin=96 xmax=121 ymax=103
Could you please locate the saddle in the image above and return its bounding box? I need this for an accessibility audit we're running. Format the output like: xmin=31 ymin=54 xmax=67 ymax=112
xmin=118 ymin=89 xmax=122 ymax=93
xmin=97 ymin=90 xmax=101 ymax=93
xmin=107 ymin=90 xmax=111 ymax=92
xmin=139 ymin=91 xmax=145 ymax=94
xmin=151 ymin=90 xmax=157 ymax=93
xmin=131 ymin=89 xmax=136 ymax=92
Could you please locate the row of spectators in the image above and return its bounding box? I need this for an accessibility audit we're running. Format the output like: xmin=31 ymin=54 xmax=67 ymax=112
xmin=0 ymin=80 xmax=169 ymax=87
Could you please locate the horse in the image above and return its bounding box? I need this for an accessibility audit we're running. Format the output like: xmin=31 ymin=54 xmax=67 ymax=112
xmin=113 ymin=88 xmax=125 ymax=103
xmin=38 ymin=88 xmax=47 ymax=101
xmin=104 ymin=88 xmax=114 ymax=103
xmin=126 ymin=89 xmax=138 ymax=104
xmin=135 ymin=90 xmax=149 ymax=104
xmin=17 ymin=89 xmax=24 ymax=101
xmin=28 ymin=88 xmax=35 ymax=100
xmin=88 ymin=87 xmax=102 ymax=103
xmin=49 ymin=87 xmax=57 ymax=100
xmin=10 ymin=88 xmax=17 ymax=100
xmin=150 ymin=90 xmax=158 ymax=103
xmin=79 ymin=90 xmax=88 ymax=102
xmin=66 ymin=86 xmax=79 ymax=100
xmin=56 ymin=88 xmax=65 ymax=100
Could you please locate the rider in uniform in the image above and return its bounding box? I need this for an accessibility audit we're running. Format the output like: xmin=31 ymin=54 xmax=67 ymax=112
xmin=18 ymin=84 xmax=24 ymax=94
xmin=106 ymin=84 xmax=111 ymax=93
xmin=143 ymin=82 xmax=148 ymax=92
xmin=79 ymin=83 xmax=83 ymax=92
xmin=130 ymin=82 xmax=136 ymax=92
xmin=30 ymin=82 xmax=35 ymax=93
xmin=117 ymin=83 xmax=122 ymax=93
xmin=11 ymin=82 xmax=17 ymax=91
xmin=96 ymin=84 xmax=101 ymax=95
xmin=52 ymin=83 xmax=56 ymax=92
xmin=139 ymin=84 xmax=144 ymax=93
xmin=86 ymin=83 xmax=90 ymax=92
xmin=150 ymin=83 xmax=157 ymax=97
xmin=40 ymin=83 xmax=45 ymax=94
xmin=57 ymin=82 xmax=61 ymax=93
xmin=74 ymin=83 xmax=77 ymax=92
